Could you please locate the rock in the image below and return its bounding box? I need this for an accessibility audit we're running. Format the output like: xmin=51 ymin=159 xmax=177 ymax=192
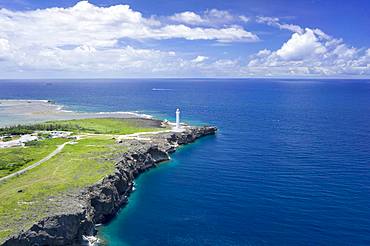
xmin=3 ymin=212 xmax=94 ymax=246
xmin=147 ymin=146 xmax=170 ymax=163
xmin=3 ymin=126 xmax=217 ymax=245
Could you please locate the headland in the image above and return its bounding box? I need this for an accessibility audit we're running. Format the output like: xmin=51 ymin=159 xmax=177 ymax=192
xmin=0 ymin=100 xmax=217 ymax=245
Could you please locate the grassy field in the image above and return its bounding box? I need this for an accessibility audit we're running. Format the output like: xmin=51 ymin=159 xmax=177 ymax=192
xmin=0 ymin=118 xmax=165 ymax=136
xmin=45 ymin=118 xmax=164 ymax=135
xmin=0 ymin=118 xmax=165 ymax=179
xmin=0 ymin=117 xmax=166 ymax=242
xmin=0 ymin=136 xmax=127 ymax=242
xmin=0 ymin=138 xmax=68 ymax=178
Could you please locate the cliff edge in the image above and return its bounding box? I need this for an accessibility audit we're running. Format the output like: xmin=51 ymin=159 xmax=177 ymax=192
xmin=3 ymin=126 xmax=217 ymax=246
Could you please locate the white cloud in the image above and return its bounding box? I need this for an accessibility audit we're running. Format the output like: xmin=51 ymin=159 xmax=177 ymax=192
xmin=0 ymin=1 xmax=259 ymax=77
xmin=0 ymin=38 xmax=10 ymax=57
xmin=247 ymin=28 xmax=370 ymax=76
xmin=0 ymin=1 xmax=258 ymax=49
xmin=205 ymin=9 xmax=234 ymax=23
xmin=13 ymin=45 xmax=178 ymax=71
xmin=159 ymin=25 xmax=257 ymax=42
xmin=0 ymin=1 xmax=368 ymax=78
xmin=2 ymin=44 xmax=193 ymax=77
xmin=276 ymin=28 xmax=326 ymax=60
xmin=170 ymin=11 xmax=204 ymax=24
xmin=169 ymin=9 xmax=247 ymax=27
xmin=239 ymin=15 xmax=250 ymax=23
xmin=192 ymin=56 xmax=208 ymax=63
xmin=257 ymin=16 xmax=303 ymax=33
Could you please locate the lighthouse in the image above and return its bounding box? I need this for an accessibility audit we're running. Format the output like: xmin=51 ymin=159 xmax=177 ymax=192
xmin=176 ymin=108 xmax=180 ymax=129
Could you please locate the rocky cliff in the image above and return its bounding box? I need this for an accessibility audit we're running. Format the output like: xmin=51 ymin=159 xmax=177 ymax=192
xmin=3 ymin=126 xmax=217 ymax=246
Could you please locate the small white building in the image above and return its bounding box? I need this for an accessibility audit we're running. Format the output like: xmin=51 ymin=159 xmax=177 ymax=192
xmin=0 ymin=134 xmax=38 ymax=148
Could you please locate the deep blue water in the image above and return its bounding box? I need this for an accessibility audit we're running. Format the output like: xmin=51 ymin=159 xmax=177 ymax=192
xmin=1 ymin=79 xmax=370 ymax=245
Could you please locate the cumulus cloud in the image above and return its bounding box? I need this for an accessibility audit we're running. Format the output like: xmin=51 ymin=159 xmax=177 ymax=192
xmin=257 ymin=16 xmax=304 ymax=34
xmin=239 ymin=15 xmax=250 ymax=23
xmin=1 ymin=44 xmax=177 ymax=72
xmin=0 ymin=1 xmax=258 ymax=48
xmin=0 ymin=1 xmax=368 ymax=78
xmin=170 ymin=11 xmax=204 ymax=24
xmin=276 ymin=29 xmax=326 ymax=60
xmin=205 ymin=9 xmax=235 ymax=23
xmin=0 ymin=38 xmax=10 ymax=57
xmin=0 ymin=1 xmax=259 ymax=76
xmin=170 ymin=9 xmax=247 ymax=27
xmin=247 ymin=27 xmax=370 ymax=76
xmin=157 ymin=25 xmax=257 ymax=42
xmin=192 ymin=56 xmax=208 ymax=63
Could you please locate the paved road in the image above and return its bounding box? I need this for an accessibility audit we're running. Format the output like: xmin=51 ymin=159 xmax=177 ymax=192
xmin=0 ymin=142 xmax=70 ymax=183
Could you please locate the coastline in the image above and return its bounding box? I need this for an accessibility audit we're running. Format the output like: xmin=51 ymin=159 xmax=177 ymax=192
xmin=0 ymin=100 xmax=152 ymax=127
xmin=2 ymin=125 xmax=217 ymax=245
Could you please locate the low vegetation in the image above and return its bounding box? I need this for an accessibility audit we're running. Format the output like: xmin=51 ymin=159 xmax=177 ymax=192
xmin=0 ymin=138 xmax=68 ymax=178
xmin=0 ymin=118 xmax=164 ymax=136
xmin=0 ymin=123 xmax=75 ymax=136
xmin=45 ymin=118 xmax=164 ymax=134
xmin=0 ymin=137 xmax=127 ymax=242
xmin=0 ymin=117 xmax=165 ymax=242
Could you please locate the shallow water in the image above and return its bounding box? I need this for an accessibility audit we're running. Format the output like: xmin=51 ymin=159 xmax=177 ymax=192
xmin=1 ymin=79 xmax=369 ymax=245
xmin=0 ymin=99 xmax=150 ymax=127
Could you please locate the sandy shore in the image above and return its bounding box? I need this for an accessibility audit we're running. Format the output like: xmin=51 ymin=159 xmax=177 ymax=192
xmin=0 ymin=100 xmax=151 ymax=127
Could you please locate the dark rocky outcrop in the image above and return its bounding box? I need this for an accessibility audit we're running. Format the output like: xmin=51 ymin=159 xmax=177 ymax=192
xmin=3 ymin=212 xmax=94 ymax=246
xmin=3 ymin=126 xmax=217 ymax=246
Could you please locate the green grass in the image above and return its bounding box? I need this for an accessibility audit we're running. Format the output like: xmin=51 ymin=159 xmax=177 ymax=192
xmin=0 ymin=118 xmax=165 ymax=136
xmin=0 ymin=138 xmax=68 ymax=178
xmin=0 ymin=118 xmax=164 ymax=178
xmin=0 ymin=137 xmax=126 ymax=242
xmin=46 ymin=118 xmax=164 ymax=135
xmin=0 ymin=117 xmax=165 ymax=242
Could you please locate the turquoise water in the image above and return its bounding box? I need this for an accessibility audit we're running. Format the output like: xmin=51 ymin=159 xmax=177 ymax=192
xmin=0 ymin=79 xmax=370 ymax=245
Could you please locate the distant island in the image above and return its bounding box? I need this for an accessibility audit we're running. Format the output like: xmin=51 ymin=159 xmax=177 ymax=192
xmin=0 ymin=100 xmax=217 ymax=245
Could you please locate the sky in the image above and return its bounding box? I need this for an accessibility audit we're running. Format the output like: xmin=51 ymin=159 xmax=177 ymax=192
xmin=0 ymin=0 xmax=369 ymax=78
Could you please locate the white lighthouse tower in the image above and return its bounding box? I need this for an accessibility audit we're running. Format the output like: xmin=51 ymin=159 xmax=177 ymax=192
xmin=176 ymin=108 xmax=180 ymax=129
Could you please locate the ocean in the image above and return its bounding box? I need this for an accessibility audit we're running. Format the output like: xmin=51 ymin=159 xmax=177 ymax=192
xmin=0 ymin=79 xmax=369 ymax=245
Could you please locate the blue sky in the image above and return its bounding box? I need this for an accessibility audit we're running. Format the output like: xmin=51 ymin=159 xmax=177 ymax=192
xmin=0 ymin=0 xmax=369 ymax=78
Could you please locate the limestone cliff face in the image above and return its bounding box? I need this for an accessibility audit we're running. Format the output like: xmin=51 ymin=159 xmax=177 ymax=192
xmin=3 ymin=126 xmax=217 ymax=246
